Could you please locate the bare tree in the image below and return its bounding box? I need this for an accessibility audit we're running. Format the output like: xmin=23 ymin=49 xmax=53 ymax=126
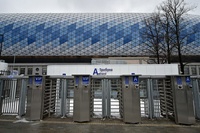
xmin=159 ymin=0 xmax=197 ymax=74
xmin=0 ymin=34 xmax=3 ymax=57
xmin=159 ymin=11 xmax=177 ymax=64
xmin=141 ymin=13 xmax=164 ymax=64
xmin=141 ymin=11 xmax=176 ymax=64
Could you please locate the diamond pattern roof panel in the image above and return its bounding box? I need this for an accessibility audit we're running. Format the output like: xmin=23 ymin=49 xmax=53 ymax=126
xmin=0 ymin=13 xmax=199 ymax=56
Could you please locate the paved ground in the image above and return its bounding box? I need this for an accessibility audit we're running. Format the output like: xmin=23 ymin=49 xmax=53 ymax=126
xmin=0 ymin=116 xmax=200 ymax=133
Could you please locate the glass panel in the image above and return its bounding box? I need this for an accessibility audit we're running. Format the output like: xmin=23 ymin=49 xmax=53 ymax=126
xmin=42 ymin=68 xmax=47 ymax=75
xmin=20 ymin=68 xmax=25 ymax=75
xmin=199 ymin=66 xmax=200 ymax=75
xmin=13 ymin=68 xmax=18 ymax=71
xmin=27 ymin=68 xmax=32 ymax=75
xmin=191 ymin=66 xmax=197 ymax=75
xmin=184 ymin=66 xmax=189 ymax=74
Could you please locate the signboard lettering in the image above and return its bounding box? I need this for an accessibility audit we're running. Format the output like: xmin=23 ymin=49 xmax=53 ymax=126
xmin=82 ymin=76 xmax=89 ymax=84
xmin=176 ymin=76 xmax=182 ymax=85
xmin=35 ymin=76 xmax=42 ymax=85
xmin=185 ymin=76 xmax=190 ymax=83
xmin=133 ymin=76 xmax=139 ymax=84
xmin=93 ymin=68 xmax=113 ymax=75
xmin=125 ymin=77 xmax=129 ymax=85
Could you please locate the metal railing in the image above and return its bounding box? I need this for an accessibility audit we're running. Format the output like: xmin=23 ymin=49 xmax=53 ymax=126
xmin=0 ymin=76 xmax=28 ymax=117
xmin=0 ymin=75 xmax=199 ymax=121
xmin=140 ymin=76 xmax=167 ymax=119
xmin=91 ymin=78 xmax=103 ymax=118
xmin=91 ymin=76 xmax=122 ymax=119
xmin=42 ymin=76 xmax=74 ymax=119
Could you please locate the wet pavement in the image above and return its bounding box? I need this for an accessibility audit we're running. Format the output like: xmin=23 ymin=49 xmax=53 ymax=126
xmin=0 ymin=116 xmax=200 ymax=133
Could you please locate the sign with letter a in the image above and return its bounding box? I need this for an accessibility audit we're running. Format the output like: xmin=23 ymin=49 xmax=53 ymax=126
xmin=133 ymin=76 xmax=139 ymax=84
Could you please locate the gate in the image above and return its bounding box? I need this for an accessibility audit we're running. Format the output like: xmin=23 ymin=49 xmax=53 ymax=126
xmin=140 ymin=76 xmax=166 ymax=119
xmin=91 ymin=76 xmax=122 ymax=119
xmin=0 ymin=74 xmax=198 ymax=122
xmin=0 ymin=76 xmax=28 ymax=116
xmin=42 ymin=76 xmax=74 ymax=119
xmin=91 ymin=76 xmax=165 ymax=119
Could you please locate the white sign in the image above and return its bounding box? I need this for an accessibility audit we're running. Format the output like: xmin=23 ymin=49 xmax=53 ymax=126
xmin=93 ymin=68 xmax=113 ymax=75
xmin=47 ymin=64 xmax=179 ymax=76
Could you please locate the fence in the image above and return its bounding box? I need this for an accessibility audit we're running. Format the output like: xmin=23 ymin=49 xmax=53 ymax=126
xmin=0 ymin=76 xmax=28 ymax=117
xmin=0 ymin=75 xmax=199 ymax=121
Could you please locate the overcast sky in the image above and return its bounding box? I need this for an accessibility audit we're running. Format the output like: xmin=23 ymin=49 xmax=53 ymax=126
xmin=0 ymin=0 xmax=199 ymax=15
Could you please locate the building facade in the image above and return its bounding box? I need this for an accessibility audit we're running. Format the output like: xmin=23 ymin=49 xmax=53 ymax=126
xmin=0 ymin=13 xmax=200 ymax=75
xmin=0 ymin=13 xmax=200 ymax=58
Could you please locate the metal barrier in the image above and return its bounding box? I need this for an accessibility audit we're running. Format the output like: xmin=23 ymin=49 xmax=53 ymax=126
xmin=36 ymin=75 xmax=200 ymax=122
xmin=0 ymin=76 xmax=28 ymax=116
xmin=41 ymin=75 xmax=167 ymax=120
xmin=191 ymin=76 xmax=200 ymax=120
xmin=1 ymin=74 xmax=199 ymax=123
xmin=91 ymin=75 xmax=165 ymax=120
xmin=139 ymin=78 xmax=149 ymax=118
xmin=140 ymin=76 xmax=166 ymax=119
xmin=42 ymin=76 xmax=74 ymax=119
xmin=91 ymin=78 xmax=103 ymax=118
xmin=110 ymin=78 xmax=122 ymax=118
xmin=91 ymin=76 xmax=122 ymax=119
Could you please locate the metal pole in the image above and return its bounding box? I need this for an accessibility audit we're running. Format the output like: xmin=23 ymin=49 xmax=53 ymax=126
xmin=0 ymin=34 xmax=3 ymax=57
xmin=107 ymin=79 xmax=111 ymax=118
xmin=192 ymin=78 xmax=200 ymax=119
xmin=18 ymin=79 xmax=27 ymax=117
xmin=102 ymin=79 xmax=106 ymax=118
xmin=0 ymin=79 xmax=4 ymax=114
xmin=147 ymin=78 xmax=153 ymax=119
xmin=61 ymin=79 xmax=67 ymax=118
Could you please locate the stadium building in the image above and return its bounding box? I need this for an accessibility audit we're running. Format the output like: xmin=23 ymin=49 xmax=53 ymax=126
xmin=0 ymin=13 xmax=200 ymax=75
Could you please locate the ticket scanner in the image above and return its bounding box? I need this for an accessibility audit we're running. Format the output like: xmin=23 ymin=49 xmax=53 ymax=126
xmin=73 ymin=75 xmax=91 ymax=122
xmin=121 ymin=75 xmax=141 ymax=123
xmin=26 ymin=75 xmax=45 ymax=120
xmin=170 ymin=75 xmax=195 ymax=124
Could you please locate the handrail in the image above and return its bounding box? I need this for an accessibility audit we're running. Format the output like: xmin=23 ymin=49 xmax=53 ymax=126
xmin=0 ymin=75 xmax=28 ymax=79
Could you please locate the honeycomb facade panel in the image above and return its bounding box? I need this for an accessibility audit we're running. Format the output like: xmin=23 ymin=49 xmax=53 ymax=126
xmin=0 ymin=13 xmax=200 ymax=57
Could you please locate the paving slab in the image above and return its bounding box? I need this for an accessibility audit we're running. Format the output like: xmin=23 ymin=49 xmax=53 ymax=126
xmin=0 ymin=116 xmax=200 ymax=133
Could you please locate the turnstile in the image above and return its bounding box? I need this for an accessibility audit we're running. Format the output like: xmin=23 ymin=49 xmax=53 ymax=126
xmin=91 ymin=76 xmax=122 ymax=119
xmin=162 ymin=76 xmax=195 ymax=124
xmin=26 ymin=75 xmax=45 ymax=120
xmin=121 ymin=75 xmax=141 ymax=123
xmin=73 ymin=75 xmax=91 ymax=122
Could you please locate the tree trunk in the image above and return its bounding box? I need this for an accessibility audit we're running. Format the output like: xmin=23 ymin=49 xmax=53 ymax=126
xmin=178 ymin=44 xmax=184 ymax=74
xmin=156 ymin=44 xmax=160 ymax=64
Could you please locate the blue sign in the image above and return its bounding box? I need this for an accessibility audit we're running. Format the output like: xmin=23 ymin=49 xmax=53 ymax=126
xmin=176 ymin=77 xmax=182 ymax=85
xmin=75 ymin=77 xmax=79 ymax=85
xmin=29 ymin=77 xmax=33 ymax=84
xmin=82 ymin=76 xmax=89 ymax=85
xmin=185 ymin=76 xmax=191 ymax=83
xmin=133 ymin=76 xmax=139 ymax=84
xmin=125 ymin=77 xmax=129 ymax=85
xmin=62 ymin=73 xmax=66 ymax=76
xmin=35 ymin=76 xmax=42 ymax=84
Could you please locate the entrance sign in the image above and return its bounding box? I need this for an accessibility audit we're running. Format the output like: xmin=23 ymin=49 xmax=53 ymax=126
xmin=133 ymin=76 xmax=139 ymax=84
xmin=47 ymin=64 xmax=179 ymax=76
